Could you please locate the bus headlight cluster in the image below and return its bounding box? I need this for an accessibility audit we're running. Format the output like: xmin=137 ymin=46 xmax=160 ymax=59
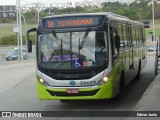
xmin=102 ymin=76 xmax=109 ymax=82
xmin=37 ymin=77 xmax=50 ymax=86
xmin=98 ymin=72 xmax=111 ymax=85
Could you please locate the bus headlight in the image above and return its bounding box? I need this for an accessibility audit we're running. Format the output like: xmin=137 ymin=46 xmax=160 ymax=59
xmin=102 ymin=76 xmax=109 ymax=82
xmin=37 ymin=77 xmax=50 ymax=86
xmin=98 ymin=72 xmax=111 ymax=85
xmin=39 ymin=78 xmax=45 ymax=84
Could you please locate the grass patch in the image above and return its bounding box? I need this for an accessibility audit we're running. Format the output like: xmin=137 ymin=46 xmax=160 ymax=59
xmin=0 ymin=23 xmax=37 ymax=38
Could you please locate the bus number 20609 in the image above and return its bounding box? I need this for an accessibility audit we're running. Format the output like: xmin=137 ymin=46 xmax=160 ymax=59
xmin=80 ymin=81 xmax=99 ymax=86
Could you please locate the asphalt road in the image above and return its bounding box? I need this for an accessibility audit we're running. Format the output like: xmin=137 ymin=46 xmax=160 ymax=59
xmin=0 ymin=55 xmax=156 ymax=119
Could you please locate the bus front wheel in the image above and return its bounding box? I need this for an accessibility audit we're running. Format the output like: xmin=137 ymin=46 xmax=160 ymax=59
xmin=113 ymin=72 xmax=125 ymax=100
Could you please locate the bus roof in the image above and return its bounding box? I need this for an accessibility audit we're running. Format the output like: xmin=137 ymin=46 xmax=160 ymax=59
xmin=43 ymin=12 xmax=143 ymax=24
xmin=40 ymin=12 xmax=144 ymax=29
xmin=43 ymin=12 xmax=129 ymax=19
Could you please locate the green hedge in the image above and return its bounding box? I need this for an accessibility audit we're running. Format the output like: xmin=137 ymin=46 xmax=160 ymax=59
xmin=0 ymin=35 xmax=36 ymax=45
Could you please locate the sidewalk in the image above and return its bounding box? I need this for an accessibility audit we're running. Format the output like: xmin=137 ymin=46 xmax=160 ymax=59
xmin=134 ymin=74 xmax=160 ymax=111
xmin=126 ymin=74 xmax=160 ymax=119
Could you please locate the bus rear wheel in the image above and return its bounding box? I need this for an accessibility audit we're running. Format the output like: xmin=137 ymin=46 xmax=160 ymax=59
xmin=135 ymin=61 xmax=141 ymax=81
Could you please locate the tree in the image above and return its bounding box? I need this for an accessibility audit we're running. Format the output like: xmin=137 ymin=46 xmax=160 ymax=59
xmin=75 ymin=6 xmax=85 ymax=12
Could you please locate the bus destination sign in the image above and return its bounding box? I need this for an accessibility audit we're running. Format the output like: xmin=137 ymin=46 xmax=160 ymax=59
xmin=41 ymin=16 xmax=103 ymax=29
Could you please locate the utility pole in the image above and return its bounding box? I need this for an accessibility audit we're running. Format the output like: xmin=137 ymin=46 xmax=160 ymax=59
xmin=16 ymin=0 xmax=20 ymax=60
xmin=17 ymin=0 xmax=23 ymax=61
xmin=37 ymin=0 xmax=39 ymax=23
xmin=21 ymin=14 xmax=28 ymax=59
xmin=152 ymin=0 xmax=156 ymax=52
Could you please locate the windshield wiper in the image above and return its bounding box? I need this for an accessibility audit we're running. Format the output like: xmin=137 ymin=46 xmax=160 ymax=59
xmin=79 ymin=29 xmax=90 ymax=49
xmin=52 ymin=31 xmax=61 ymax=49
xmin=52 ymin=31 xmax=63 ymax=61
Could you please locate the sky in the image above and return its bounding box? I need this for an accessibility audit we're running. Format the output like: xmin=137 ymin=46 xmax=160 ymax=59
xmin=1 ymin=0 xmax=85 ymax=5
xmin=0 ymin=0 xmax=132 ymax=6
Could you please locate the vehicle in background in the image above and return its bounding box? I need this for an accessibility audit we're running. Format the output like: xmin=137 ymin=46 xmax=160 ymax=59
xmin=5 ymin=49 xmax=27 ymax=61
xmin=14 ymin=48 xmax=27 ymax=60
xmin=148 ymin=46 xmax=159 ymax=51
xmin=5 ymin=50 xmax=18 ymax=61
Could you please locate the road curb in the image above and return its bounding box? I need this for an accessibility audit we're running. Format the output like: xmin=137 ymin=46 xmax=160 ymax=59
xmin=0 ymin=60 xmax=35 ymax=66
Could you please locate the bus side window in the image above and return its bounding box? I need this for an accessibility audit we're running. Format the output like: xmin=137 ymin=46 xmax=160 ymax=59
xmin=110 ymin=30 xmax=114 ymax=55
xmin=136 ymin=27 xmax=139 ymax=45
xmin=141 ymin=27 xmax=145 ymax=43
xmin=122 ymin=24 xmax=127 ymax=47
xmin=132 ymin=26 xmax=137 ymax=46
xmin=110 ymin=21 xmax=120 ymax=63
xmin=118 ymin=23 xmax=124 ymax=50
xmin=114 ymin=32 xmax=120 ymax=54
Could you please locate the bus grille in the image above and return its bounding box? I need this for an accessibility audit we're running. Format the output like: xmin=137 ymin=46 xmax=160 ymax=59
xmin=46 ymin=89 xmax=100 ymax=97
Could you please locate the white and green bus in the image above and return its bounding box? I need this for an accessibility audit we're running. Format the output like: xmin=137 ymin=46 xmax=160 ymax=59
xmin=27 ymin=12 xmax=147 ymax=101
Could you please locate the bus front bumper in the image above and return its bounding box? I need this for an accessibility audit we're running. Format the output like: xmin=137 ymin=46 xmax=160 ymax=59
xmin=36 ymin=80 xmax=113 ymax=100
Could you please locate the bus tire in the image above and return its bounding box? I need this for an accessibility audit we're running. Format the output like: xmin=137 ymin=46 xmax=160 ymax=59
xmin=135 ymin=61 xmax=141 ymax=80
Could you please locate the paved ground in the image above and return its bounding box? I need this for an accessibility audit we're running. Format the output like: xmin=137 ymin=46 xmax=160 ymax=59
xmin=126 ymin=74 xmax=160 ymax=120
xmin=134 ymin=74 xmax=160 ymax=111
xmin=0 ymin=55 xmax=158 ymax=120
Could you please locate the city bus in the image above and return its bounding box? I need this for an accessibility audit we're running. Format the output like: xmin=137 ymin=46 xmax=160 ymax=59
xmin=27 ymin=12 xmax=147 ymax=101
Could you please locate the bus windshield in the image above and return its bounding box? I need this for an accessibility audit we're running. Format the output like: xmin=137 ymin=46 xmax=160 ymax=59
xmin=37 ymin=31 xmax=108 ymax=70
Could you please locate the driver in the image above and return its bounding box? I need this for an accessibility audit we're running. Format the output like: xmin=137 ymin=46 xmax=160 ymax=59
xmin=96 ymin=40 xmax=105 ymax=52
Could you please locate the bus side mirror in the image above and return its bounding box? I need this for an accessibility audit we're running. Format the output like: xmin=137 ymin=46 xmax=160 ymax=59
xmin=26 ymin=28 xmax=36 ymax=53
xmin=28 ymin=40 xmax=32 ymax=53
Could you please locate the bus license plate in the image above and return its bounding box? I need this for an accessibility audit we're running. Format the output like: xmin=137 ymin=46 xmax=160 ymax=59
xmin=66 ymin=89 xmax=79 ymax=94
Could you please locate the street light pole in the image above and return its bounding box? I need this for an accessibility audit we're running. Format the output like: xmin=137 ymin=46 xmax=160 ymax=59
xmin=21 ymin=14 xmax=28 ymax=59
xmin=16 ymin=0 xmax=20 ymax=60
xmin=37 ymin=0 xmax=39 ymax=23
xmin=17 ymin=0 xmax=23 ymax=61
xmin=152 ymin=0 xmax=156 ymax=52
xmin=38 ymin=9 xmax=39 ymax=23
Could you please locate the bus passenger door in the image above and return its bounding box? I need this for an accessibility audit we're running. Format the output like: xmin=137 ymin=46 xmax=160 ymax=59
xmin=127 ymin=25 xmax=134 ymax=70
